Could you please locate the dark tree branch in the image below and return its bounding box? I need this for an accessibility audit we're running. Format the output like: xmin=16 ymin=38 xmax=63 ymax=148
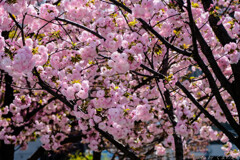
xmin=231 ymin=64 xmax=240 ymax=124
xmin=27 ymin=146 xmax=45 ymax=160
xmin=34 ymin=68 xmax=75 ymax=110
xmin=192 ymin=22 xmax=233 ymax=97
xmin=201 ymin=0 xmax=235 ymax=46
xmin=141 ymin=30 xmax=183 ymax=159
xmin=190 ymin=94 xmax=214 ymax=124
xmin=60 ymin=134 xmax=84 ymax=145
xmin=140 ymin=64 xmax=165 ymax=79
xmin=185 ymin=4 xmax=234 ymax=100
xmin=12 ymin=97 xmax=57 ymax=136
xmin=53 ymin=0 xmax=61 ymax=5
xmin=25 ymin=97 xmax=57 ymax=122
xmin=176 ymin=81 xmax=240 ymax=149
xmin=200 ymin=1 xmax=240 ymax=121
xmin=145 ymin=135 xmax=166 ymax=156
xmin=186 ymin=0 xmax=240 ymax=135
xmin=0 ymin=141 xmax=15 ymax=160
xmin=28 ymin=133 xmax=84 ymax=160
xmin=9 ymin=13 xmax=25 ymax=46
xmin=143 ymin=58 xmax=240 ymax=142
xmin=109 ymin=0 xmax=132 ymax=13
xmin=94 ymin=126 xmax=140 ymax=160
xmin=133 ymin=76 xmax=153 ymax=91
xmin=2 ymin=74 xmax=14 ymax=109
xmin=164 ymin=90 xmax=183 ymax=160
xmin=34 ymin=68 xmax=140 ymax=160
xmin=138 ymin=18 xmax=192 ymax=57
xmin=93 ymin=151 xmax=101 ymax=160
xmin=55 ymin=17 xmax=106 ymax=41
xmin=0 ymin=73 xmax=15 ymax=160
xmin=130 ymin=70 xmax=160 ymax=79
xmin=109 ymin=0 xmax=192 ymax=57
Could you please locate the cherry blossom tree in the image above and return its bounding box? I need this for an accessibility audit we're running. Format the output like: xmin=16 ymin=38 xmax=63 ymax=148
xmin=0 ymin=0 xmax=240 ymax=159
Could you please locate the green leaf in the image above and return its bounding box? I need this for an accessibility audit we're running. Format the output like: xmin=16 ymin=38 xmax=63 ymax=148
xmin=8 ymin=30 xmax=17 ymax=39
xmin=191 ymin=2 xmax=199 ymax=8
xmin=96 ymin=108 xmax=103 ymax=112
xmin=128 ymin=19 xmax=138 ymax=27
xmin=32 ymin=47 xmax=39 ymax=54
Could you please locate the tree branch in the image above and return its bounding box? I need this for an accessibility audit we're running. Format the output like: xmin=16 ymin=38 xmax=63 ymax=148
xmin=186 ymin=0 xmax=240 ymax=134
xmin=140 ymin=64 xmax=165 ymax=79
xmin=34 ymin=68 xmax=75 ymax=110
xmin=34 ymin=68 xmax=140 ymax=160
xmin=55 ymin=17 xmax=106 ymax=41
xmin=94 ymin=126 xmax=140 ymax=160
xmin=176 ymin=81 xmax=239 ymax=147
xmin=9 ymin=13 xmax=25 ymax=46
xmin=200 ymin=0 xmax=235 ymax=46
xmin=200 ymin=1 xmax=240 ymax=122
xmin=109 ymin=0 xmax=192 ymax=57
xmin=27 ymin=146 xmax=45 ymax=160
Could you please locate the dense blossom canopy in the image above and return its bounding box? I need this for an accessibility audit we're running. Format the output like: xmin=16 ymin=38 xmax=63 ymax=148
xmin=0 ymin=0 xmax=240 ymax=159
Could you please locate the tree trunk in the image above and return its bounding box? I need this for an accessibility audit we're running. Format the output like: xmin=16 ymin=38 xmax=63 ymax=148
xmin=173 ymin=134 xmax=183 ymax=160
xmin=0 ymin=74 xmax=15 ymax=160
xmin=0 ymin=141 xmax=15 ymax=160
xmin=28 ymin=147 xmax=45 ymax=160
xmin=164 ymin=90 xmax=184 ymax=160
xmin=93 ymin=151 xmax=101 ymax=160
